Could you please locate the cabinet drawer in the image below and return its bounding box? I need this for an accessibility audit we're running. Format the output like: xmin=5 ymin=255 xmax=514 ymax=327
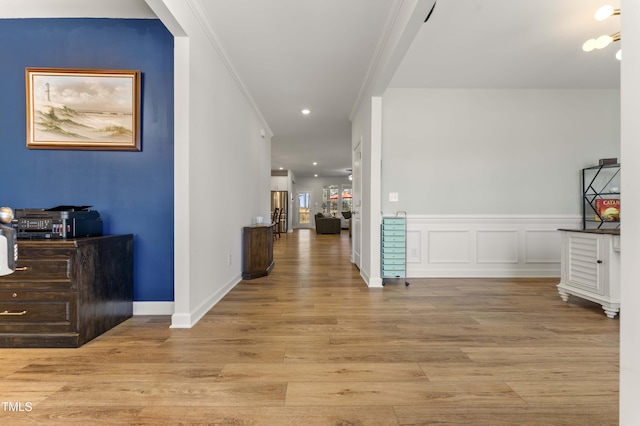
xmin=13 ymin=259 xmax=71 ymax=279
xmin=382 ymin=252 xmax=405 ymax=259
xmin=0 ymin=259 xmax=73 ymax=290
xmin=382 ymin=236 xmax=405 ymax=243
xmin=383 ymin=218 xmax=404 ymax=225
xmin=383 ymin=247 xmax=405 ymax=254
xmin=383 ymin=241 xmax=405 ymax=249
xmin=0 ymin=292 xmax=76 ymax=333
xmin=383 ymin=230 xmax=405 ymax=237
xmin=383 ymin=224 xmax=405 ymax=232
xmin=0 ymin=258 xmax=72 ymax=288
xmin=382 ymin=268 xmax=405 ymax=276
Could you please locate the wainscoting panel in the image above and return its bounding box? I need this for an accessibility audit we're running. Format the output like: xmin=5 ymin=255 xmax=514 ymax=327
xmin=406 ymin=215 xmax=581 ymax=278
xmin=525 ymin=230 xmax=562 ymax=263
xmin=476 ymin=230 xmax=519 ymax=264
xmin=427 ymin=230 xmax=470 ymax=264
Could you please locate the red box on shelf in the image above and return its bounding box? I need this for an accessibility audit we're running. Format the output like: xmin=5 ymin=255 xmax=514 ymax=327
xmin=595 ymin=199 xmax=620 ymax=221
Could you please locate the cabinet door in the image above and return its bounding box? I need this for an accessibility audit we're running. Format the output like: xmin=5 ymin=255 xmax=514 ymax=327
xmin=567 ymin=233 xmax=604 ymax=295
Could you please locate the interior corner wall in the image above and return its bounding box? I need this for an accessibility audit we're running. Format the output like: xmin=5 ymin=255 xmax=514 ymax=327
xmin=161 ymin=2 xmax=271 ymax=327
xmin=0 ymin=18 xmax=174 ymax=304
xmin=381 ymin=88 xmax=621 ymax=215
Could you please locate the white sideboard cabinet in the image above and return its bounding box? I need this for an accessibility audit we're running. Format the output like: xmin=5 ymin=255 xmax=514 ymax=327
xmin=557 ymin=229 xmax=621 ymax=318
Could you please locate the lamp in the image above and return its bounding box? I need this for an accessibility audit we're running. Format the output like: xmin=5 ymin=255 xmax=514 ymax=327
xmin=582 ymin=5 xmax=621 ymax=60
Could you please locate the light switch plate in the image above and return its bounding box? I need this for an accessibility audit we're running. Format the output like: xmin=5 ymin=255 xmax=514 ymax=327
xmin=389 ymin=192 xmax=399 ymax=202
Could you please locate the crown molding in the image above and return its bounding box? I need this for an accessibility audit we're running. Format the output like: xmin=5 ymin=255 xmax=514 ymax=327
xmin=183 ymin=0 xmax=274 ymax=138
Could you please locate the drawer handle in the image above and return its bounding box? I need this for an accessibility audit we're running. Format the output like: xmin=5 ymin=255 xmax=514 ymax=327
xmin=0 ymin=310 xmax=28 ymax=316
xmin=15 ymin=266 xmax=28 ymax=272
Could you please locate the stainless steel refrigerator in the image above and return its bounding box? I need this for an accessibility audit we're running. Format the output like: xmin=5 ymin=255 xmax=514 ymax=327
xmin=271 ymin=191 xmax=288 ymax=233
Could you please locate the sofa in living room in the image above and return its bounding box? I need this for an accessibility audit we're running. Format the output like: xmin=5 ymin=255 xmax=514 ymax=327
xmin=314 ymin=212 xmax=341 ymax=234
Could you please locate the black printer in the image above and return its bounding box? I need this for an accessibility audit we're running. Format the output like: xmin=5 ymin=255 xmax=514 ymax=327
xmin=12 ymin=206 xmax=103 ymax=239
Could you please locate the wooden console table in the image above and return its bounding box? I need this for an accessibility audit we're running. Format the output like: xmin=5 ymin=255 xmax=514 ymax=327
xmin=0 ymin=234 xmax=133 ymax=347
xmin=242 ymin=226 xmax=274 ymax=279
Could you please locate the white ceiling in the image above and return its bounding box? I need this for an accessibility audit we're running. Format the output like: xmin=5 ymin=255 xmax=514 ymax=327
xmin=201 ymin=0 xmax=395 ymax=178
xmin=2 ymin=0 xmax=621 ymax=178
xmin=390 ymin=0 xmax=621 ymax=89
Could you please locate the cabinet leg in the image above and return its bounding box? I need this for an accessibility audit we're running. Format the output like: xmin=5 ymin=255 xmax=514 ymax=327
xmin=602 ymin=307 xmax=619 ymax=319
xmin=558 ymin=290 xmax=570 ymax=302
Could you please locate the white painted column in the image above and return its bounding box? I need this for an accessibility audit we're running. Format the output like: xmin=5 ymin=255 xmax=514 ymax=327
xmin=620 ymin=0 xmax=640 ymax=422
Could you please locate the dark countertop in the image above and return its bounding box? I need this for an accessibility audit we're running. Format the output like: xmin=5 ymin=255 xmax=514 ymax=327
xmin=559 ymin=228 xmax=620 ymax=235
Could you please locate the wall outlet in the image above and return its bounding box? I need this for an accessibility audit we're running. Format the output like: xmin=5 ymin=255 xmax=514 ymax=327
xmin=389 ymin=192 xmax=399 ymax=202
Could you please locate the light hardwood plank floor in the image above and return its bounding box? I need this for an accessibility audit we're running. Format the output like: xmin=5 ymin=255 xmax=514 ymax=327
xmin=0 ymin=229 xmax=619 ymax=425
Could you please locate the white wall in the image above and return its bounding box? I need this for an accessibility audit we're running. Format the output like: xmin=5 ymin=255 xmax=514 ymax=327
xmin=152 ymin=0 xmax=271 ymax=328
xmin=351 ymin=96 xmax=382 ymax=286
xmin=620 ymin=0 xmax=640 ymax=422
xmin=380 ymin=88 xmax=619 ymax=277
xmin=382 ymin=88 xmax=620 ymax=215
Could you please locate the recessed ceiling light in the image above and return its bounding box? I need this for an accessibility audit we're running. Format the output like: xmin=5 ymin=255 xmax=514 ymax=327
xmin=279 ymin=167 xmax=284 ymax=170
xmin=301 ymin=109 xmax=311 ymax=115
xmin=314 ymin=174 xmax=318 ymax=177
xmin=312 ymin=162 xmax=318 ymax=166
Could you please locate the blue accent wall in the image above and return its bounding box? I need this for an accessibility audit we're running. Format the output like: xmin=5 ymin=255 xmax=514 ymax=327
xmin=0 ymin=19 xmax=174 ymax=302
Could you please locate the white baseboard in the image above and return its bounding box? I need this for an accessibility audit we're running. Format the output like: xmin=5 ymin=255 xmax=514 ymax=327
xmin=170 ymin=273 xmax=242 ymax=328
xmin=133 ymin=301 xmax=174 ymax=316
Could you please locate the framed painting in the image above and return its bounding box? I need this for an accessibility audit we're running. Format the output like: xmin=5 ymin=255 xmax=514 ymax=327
xmin=25 ymin=68 xmax=141 ymax=151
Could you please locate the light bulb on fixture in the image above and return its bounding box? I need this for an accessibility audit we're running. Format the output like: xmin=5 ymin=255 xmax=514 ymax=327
xmin=595 ymin=34 xmax=613 ymax=49
xmin=594 ymin=5 xmax=619 ymax=21
xmin=616 ymin=49 xmax=622 ymax=60
xmin=582 ymin=6 xmax=620 ymax=59
xmin=582 ymin=39 xmax=597 ymax=52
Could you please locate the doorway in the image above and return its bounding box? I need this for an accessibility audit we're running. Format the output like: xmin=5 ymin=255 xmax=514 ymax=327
xmin=297 ymin=191 xmax=312 ymax=228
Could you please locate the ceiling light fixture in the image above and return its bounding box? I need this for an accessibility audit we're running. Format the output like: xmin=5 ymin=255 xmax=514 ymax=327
xmin=301 ymin=109 xmax=311 ymax=115
xmin=314 ymin=174 xmax=318 ymax=177
xmin=312 ymin=162 xmax=317 ymax=166
xmin=582 ymin=5 xmax=621 ymax=60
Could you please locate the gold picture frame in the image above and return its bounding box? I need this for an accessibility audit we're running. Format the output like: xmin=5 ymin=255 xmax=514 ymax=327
xmin=25 ymin=68 xmax=141 ymax=151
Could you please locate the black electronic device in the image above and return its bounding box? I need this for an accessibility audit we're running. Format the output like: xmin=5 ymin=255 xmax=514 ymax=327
xmin=12 ymin=206 xmax=103 ymax=239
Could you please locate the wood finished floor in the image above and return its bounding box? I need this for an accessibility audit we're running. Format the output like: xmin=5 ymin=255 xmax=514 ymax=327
xmin=0 ymin=229 xmax=619 ymax=425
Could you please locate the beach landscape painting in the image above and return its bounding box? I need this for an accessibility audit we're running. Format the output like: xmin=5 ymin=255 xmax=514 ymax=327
xmin=26 ymin=68 xmax=141 ymax=150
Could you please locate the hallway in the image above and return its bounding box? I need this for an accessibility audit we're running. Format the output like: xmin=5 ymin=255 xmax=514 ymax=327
xmin=0 ymin=229 xmax=619 ymax=424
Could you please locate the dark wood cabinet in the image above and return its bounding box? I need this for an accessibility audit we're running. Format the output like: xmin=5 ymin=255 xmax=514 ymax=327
xmin=242 ymin=226 xmax=274 ymax=280
xmin=0 ymin=234 xmax=133 ymax=347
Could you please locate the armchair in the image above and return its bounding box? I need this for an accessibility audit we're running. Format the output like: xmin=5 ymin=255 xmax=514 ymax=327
xmin=314 ymin=213 xmax=341 ymax=234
